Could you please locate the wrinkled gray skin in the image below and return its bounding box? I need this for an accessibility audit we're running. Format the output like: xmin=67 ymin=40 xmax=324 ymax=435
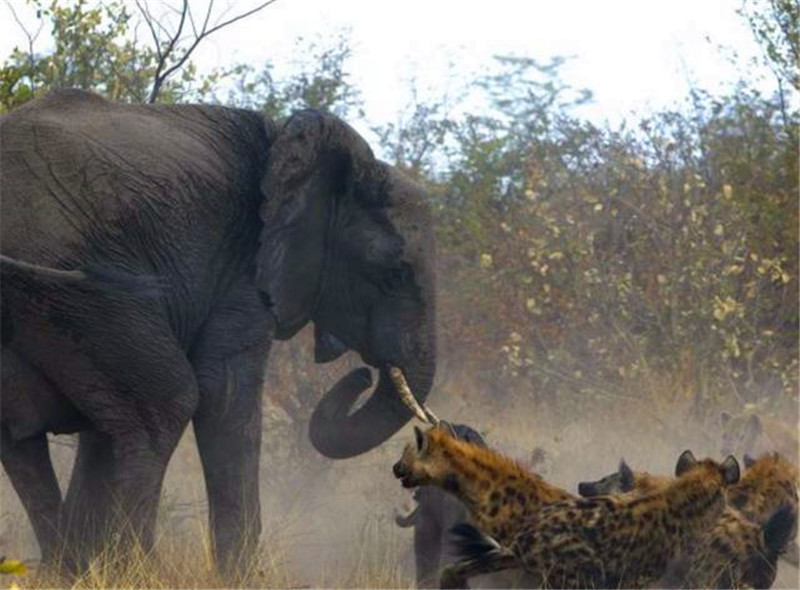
xmin=0 ymin=90 xmax=437 ymax=572
xmin=394 ymin=424 xmax=485 ymax=589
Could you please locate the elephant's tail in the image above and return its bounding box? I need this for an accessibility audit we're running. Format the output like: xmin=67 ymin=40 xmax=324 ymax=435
xmin=0 ymin=254 xmax=163 ymax=296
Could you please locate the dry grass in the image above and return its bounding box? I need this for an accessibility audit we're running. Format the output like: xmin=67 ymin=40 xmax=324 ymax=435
xmin=1 ymin=366 xmax=797 ymax=589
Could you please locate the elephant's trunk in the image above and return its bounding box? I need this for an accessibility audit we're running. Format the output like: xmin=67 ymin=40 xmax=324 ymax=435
xmin=308 ymin=362 xmax=435 ymax=459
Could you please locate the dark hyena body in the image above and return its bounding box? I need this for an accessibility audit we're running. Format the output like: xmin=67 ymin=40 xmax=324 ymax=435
xmin=442 ymin=450 xmax=741 ymax=589
xmin=579 ymin=456 xmax=797 ymax=588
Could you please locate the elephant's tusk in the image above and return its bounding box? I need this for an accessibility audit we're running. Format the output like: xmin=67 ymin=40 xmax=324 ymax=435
xmin=389 ymin=366 xmax=440 ymax=425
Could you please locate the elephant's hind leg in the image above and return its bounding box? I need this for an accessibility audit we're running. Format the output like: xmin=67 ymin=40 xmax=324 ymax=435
xmin=60 ymin=431 xmax=114 ymax=571
xmin=18 ymin=300 xmax=201 ymax=567
xmin=0 ymin=426 xmax=62 ymax=565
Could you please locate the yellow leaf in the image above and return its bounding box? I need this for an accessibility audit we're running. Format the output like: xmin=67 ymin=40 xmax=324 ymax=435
xmin=714 ymin=224 xmax=724 ymax=236
xmin=0 ymin=560 xmax=27 ymax=575
xmin=722 ymin=184 xmax=733 ymax=199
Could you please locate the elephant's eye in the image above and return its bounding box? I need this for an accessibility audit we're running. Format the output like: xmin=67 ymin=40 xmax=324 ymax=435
xmin=379 ymin=265 xmax=412 ymax=293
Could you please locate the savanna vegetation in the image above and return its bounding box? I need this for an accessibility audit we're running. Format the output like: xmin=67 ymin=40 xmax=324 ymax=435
xmin=1 ymin=0 xmax=797 ymax=587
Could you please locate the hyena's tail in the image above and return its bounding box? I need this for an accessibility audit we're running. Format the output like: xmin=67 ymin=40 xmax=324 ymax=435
xmin=449 ymin=522 xmax=513 ymax=564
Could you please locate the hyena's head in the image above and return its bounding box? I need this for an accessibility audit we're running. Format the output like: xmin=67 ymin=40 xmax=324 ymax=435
xmin=578 ymin=460 xmax=672 ymax=498
xmin=720 ymin=410 xmax=762 ymax=457
xmin=578 ymin=460 xmax=636 ymax=497
xmin=674 ymin=449 xmax=741 ymax=487
xmin=392 ymin=425 xmax=464 ymax=489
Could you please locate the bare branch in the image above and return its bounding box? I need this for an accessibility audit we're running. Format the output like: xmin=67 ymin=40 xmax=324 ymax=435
xmin=6 ymin=1 xmax=44 ymax=92
xmin=135 ymin=0 xmax=163 ymax=60
xmin=145 ymin=0 xmax=189 ymax=103
xmin=146 ymin=0 xmax=279 ymax=103
xmin=202 ymin=0 xmax=278 ymax=39
xmin=200 ymin=0 xmax=214 ymax=36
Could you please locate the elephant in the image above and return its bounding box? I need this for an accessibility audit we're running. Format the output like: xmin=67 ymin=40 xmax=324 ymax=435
xmin=0 ymin=89 xmax=437 ymax=572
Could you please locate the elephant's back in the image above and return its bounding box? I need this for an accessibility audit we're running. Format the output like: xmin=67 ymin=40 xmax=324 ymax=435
xmin=0 ymin=89 xmax=270 ymax=268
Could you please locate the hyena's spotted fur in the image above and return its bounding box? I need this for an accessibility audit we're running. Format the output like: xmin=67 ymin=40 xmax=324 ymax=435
xmin=442 ymin=450 xmax=741 ymax=589
xmin=728 ymin=452 xmax=800 ymax=566
xmin=580 ymin=457 xmax=797 ymax=588
xmin=392 ymin=425 xmax=574 ymax=548
xmin=728 ymin=453 xmax=798 ymax=529
xmin=683 ymin=503 xmax=796 ymax=589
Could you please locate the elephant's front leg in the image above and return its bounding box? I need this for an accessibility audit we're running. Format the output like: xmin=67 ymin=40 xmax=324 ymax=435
xmin=193 ymin=380 xmax=264 ymax=574
xmin=190 ymin=282 xmax=273 ymax=574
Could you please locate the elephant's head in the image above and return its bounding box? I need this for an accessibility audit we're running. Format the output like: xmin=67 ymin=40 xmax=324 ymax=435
xmin=257 ymin=110 xmax=436 ymax=459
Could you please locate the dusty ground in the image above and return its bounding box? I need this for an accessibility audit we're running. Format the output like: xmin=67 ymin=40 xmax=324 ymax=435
xmin=1 ymin=355 xmax=798 ymax=588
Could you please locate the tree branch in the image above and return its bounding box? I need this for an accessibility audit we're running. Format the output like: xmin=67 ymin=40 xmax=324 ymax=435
xmin=135 ymin=0 xmax=163 ymax=61
xmin=7 ymin=1 xmax=44 ymax=93
xmin=140 ymin=0 xmax=278 ymax=104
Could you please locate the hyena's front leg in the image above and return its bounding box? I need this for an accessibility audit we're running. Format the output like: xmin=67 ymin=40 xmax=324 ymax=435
xmin=440 ymin=553 xmax=519 ymax=589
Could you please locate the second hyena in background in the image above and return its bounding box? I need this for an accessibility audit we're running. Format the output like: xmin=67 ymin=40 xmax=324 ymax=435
xmin=720 ymin=408 xmax=799 ymax=461
xmin=579 ymin=454 xmax=798 ymax=588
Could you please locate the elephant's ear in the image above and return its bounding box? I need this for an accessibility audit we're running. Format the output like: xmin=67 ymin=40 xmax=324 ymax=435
xmin=257 ymin=110 xmax=388 ymax=339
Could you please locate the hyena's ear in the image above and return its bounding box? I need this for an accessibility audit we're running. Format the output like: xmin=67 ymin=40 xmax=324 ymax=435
xmin=675 ymin=450 xmax=697 ymax=476
xmin=721 ymin=455 xmax=741 ymax=485
xmin=743 ymin=453 xmax=757 ymax=469
xmin=414 ymin=426 xmax=425 ymax=452
xmin=619 ymin=459 xmax=635 ymax=492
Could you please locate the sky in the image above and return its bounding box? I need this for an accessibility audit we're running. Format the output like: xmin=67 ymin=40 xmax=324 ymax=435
xmin=0 ymin=0 xmax=773 ymax=131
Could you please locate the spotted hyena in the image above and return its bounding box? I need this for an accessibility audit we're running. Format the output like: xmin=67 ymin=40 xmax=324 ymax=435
xmin=393 ymin=423 xmax=489 ymax=588
xmin=720 ymin=408 xmax=799 ymax=461
xmin=577 ymin=459 xmax=670 ymax=498
xmin=439 ymin=449 xmax=740 ymax=589
xmin=392 ymin=424 xmax=574 ymax=551
xmin=579 ymin=457 xmax=797 ymax=588
xmin=728 ymin=452 xmax=800 ymax=566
